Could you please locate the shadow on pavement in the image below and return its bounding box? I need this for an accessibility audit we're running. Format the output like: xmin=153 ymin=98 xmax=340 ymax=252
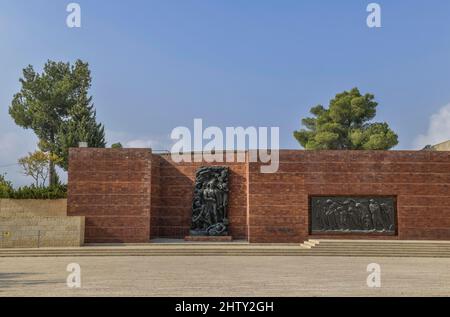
xmin=0 ymin=272 xmax=62 ymax=291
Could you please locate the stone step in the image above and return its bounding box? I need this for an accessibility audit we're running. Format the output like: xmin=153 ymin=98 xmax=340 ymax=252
xmin=2 ymin=250 xmax=449 ymax=257
xmin=314 ymin=244 xmax=450 ymax=247
xmin=316 ymin=241 xmax=450 ymax=244
xmin=0 ymin=245 xmax=310 ymax=257
xmin=302 ymin=252 xmax=450 ymax=258
xmin=307 ymin=249 xmax=450 ymax=253
xmin=313 ymin=246 xmax=450 ymax=249
xmin=0 ymin=251 xmax=308 ymax=257
xmin=309 ymin=246 xmax=450 ymax=250
xmin=313 ymin=240 xmax=450 ymax=245
xmin=1 ymin=240 xmax=450 ymax=258
xmin=314 ymin=242 xmax=450 ymax=246
xmin=315 ymin=250 xmax=450 ymax=253
xmin=303 ymin=239 xmax=450 ymax=257
xmin=0 ymin=248 xmax=307 ymax=254
xmin=0 ymin=251 xmax=448 ymax=257
xmin=315 ymin=239 xmax=450 ymax=243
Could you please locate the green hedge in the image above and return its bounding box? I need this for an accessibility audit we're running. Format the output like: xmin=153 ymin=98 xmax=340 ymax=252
xmin=0 ymin=184 xmax=67 ymax=199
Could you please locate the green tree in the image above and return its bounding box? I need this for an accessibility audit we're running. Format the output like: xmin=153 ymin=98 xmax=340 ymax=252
xmin=293 ymin=88 xmax=398 ymax=150
xmin=111 ymin=142 xmax=123 ymax=148
xmin=9 ymin=60 xmax=105 ymax=183
xmin=0 ymin=174 xmax=13 ymax=197
xmin=18 ymin=151 xmax=62 ymax=187
xmin=56 ymin=94 xmax=106 ymax=170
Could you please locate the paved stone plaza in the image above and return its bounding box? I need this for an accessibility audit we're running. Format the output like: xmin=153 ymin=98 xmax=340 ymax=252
xmin=0 ymin=256 xmax=449 ymax=296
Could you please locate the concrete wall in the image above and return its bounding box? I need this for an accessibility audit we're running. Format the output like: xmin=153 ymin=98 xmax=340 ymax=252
xmin=0 ymin=216 xmax=84 ymax=248
xmin=68 ymin=148 xmax=450 ymax=243
xmin=0 ymin=198 xmax=84 ymax=248
xmin=0 ymin=199 xmax=67 ymax=217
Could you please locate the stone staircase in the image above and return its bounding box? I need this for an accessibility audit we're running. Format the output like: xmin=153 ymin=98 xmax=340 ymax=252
xmin=0 ymin=239 xmax=450 ymax=257
xmin=300 ymin=239 xmax=450 ymax=258
xmin=0 ymin=243 xmax=308 ymax=257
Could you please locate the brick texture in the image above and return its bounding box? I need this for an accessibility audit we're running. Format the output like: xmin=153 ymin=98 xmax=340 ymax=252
xmin=248 ymin=150 xmax=450 ymax=242
xmin=68 ymin=148 xmax=152 ymax=243
xmin=68 ymin=149 xmax=450 ymax=243
xmin=152 ymin=153 xmax=248 ymax=240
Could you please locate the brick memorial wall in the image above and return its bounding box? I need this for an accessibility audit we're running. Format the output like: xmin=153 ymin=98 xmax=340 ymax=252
xmin=68 ymin=148 xmax=450 ymax=243
xmin=151 ymin=153 xmax=248 ymax=240
xmin=68 ymin=149 xmax=152 ymax=243
xmin=248 ymin=150 xmax=450 ymax=242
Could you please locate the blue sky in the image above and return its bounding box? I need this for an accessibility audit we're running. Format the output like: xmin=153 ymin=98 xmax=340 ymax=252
xmin=1 ymin=0 xmax=450 ymax=185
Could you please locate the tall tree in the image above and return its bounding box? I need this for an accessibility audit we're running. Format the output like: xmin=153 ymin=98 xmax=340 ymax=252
xmin=293 ymin=88 xmax=398 ymax=150
xmin=9 ymin=59 xmax=105 ymax=183
xmin=56 ymin=95 xmax=106 ymax=170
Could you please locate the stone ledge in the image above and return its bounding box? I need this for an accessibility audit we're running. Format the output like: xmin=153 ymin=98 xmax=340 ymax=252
xmin=0 ymin=199 xmax=67 ymax=217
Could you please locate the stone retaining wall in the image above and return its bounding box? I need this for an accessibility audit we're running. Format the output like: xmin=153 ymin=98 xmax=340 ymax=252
xmin=0 ymin=216 xmax=84 ymax=248
xmin=0 ymin=199 xmax=67 ymax=217
xmin=0 ymin=199 xmax=84 ymax=248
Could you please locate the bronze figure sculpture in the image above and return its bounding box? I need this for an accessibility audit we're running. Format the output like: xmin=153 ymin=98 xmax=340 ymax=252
xmin=311 ymin=196 xmax=396 ymax=234
xmin=190 ymin=166 xmax=229 ymax=236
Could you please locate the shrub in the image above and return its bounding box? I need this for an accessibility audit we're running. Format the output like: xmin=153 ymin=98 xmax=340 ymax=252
xmin=7 ymin=184 xmax=67 ymax=199
xmin=111 ymin=142 xmax=123 ymax=148
xmin=0 ymin=174 xmax=13 ymax=198
xmin=0 ymin=174 xmax=67 ymax=199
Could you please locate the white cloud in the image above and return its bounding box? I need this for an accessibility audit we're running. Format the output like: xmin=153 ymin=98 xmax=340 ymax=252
xmin=414 ymin=104 xmax=450 ymax=149
xmin=126 ymin=138 xmax=160 ymax=148
xmin=105 ymin=130 xmax=173 ymax=150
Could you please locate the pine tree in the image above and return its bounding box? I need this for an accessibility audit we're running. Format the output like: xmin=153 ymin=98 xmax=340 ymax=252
xmin=293 ymin=88 xmax=398 ymax=150
xmin=9 ymin=60 xmax=93 ymax=185
xmin=56 ymin=93 xmax=106 ymax=170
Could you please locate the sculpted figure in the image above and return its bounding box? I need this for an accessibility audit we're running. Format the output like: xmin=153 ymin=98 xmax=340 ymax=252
xmin=311 ymin=197 xmax=395 ymax=234
xmin=326 ymin=201 xmax=339 ymax=230
xmin=369 ymin=199 xmax=384 ymax=231
xmin=380 ymin=203 xmax=395 ymax=231
xmin=356 ymin=202 xmax=373 ymax=230
xmin=203 ymin=181 xmax=218 ymax=225
xmin=316 ymin=199 xmax=332 ymax=230
xmin=190 ymin=167 xmax=229 ymax=236
xmin=335 ymin=205 xmax=345 ymax=230
xmin=216 ymin=170 xmax=229 ymax=221
xmin=346 ymin=200 xmax=361 ymax=230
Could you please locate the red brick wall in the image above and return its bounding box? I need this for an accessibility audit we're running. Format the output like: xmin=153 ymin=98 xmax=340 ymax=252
xmin=248 ymin=150 xmax=450 ymax=242
xmin=68 ymin=148 xmax=152 ymax=243
xmin=154 ymin=153 xmax=248 ymax=240
xmin=150 ymin=154 xmax=161 ymax=239
xmin=68 ymin=149 xmax=450 ymax=243
xmin=248 ymin=157 xmax=307 ymax=243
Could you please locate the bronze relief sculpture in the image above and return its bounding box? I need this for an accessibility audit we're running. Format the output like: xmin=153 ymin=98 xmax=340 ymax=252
xmin=311 ymin=197 xmax=396 ymax=234
xmin=190 ymin=166 xmax=229 ymax=236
